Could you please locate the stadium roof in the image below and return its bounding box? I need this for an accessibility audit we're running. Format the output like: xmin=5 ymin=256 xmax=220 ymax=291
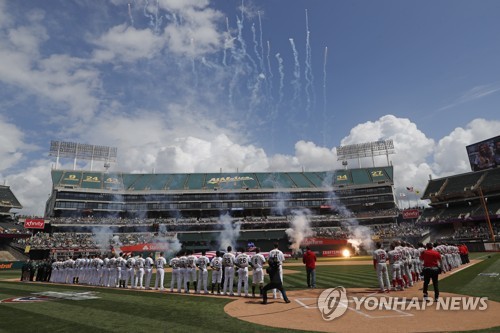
xmin=421 ymin=167 xmax=500 ymax=202
xmin=0 ymin=185 xmax=23 ymax=213
xmin=51 ymin=167 xmax=394 ymax=192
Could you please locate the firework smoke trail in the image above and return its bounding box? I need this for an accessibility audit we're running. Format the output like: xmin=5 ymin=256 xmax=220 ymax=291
xmin=143 ymin=0 xmax=154 ymax=30
xmin=289 ymin=38 xmax=302 ymax=109
xmin=258 ymin=11 xmax=265 ymax=73
xmin=251 ymin=23 xmax=264 ymax=73
xmin=266 ymin=41 xmax=274 ymax=93
xmin=222 ymin=17 xmax=232 ymax=67
xmin=218 ymin=214 xmax=241 ymax=250
xmin=304 ymin=9 xmax=315 ymax=117
xmin=236 ymin=15 xmax=257 ymax=72
xmin=153 ymin=0 xmax=163 ymax=34
xmin=285 ymin=209 xmax=314 ymax=254
xmin=275 ymin=53 xmax=284 ymax=106
xmin=191 ymin=38 xmax=198 ymax=87
xmin=322 ymin=46 xmax=328 ymax=146
xmin=128 ymin=3 xmax=134 ymax=26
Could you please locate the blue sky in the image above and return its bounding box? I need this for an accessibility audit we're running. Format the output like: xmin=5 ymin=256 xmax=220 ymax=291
xmin=0 ymin=0 xmax=499 ymax=215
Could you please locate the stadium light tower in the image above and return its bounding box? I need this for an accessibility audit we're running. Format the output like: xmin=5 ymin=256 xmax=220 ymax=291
xmin=336 ymin=139 xmax=395 ymax=168
xmin=49 ymin=140 xmax=118 ymax=171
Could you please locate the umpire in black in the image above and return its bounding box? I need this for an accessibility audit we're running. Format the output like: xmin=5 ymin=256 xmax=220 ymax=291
xmin=261 ymin=257 xmax=291 ymax=304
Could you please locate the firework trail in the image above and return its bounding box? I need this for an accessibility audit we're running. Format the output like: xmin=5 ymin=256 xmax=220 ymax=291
xmin=266 ymin=41 xmax=274 ymax=94
xmin=289 ymin=38 xmax=302 ymax=109
xmin=251 ymin=23 xmax=264 ymax=73
xmin=275 ymin=52 xmax=285 ymax=106
xmin=143 ymin=0 xmax=154 ymax=29
xmin=258 ymin=11 xmax=265 ymax=73
xmin=128 ymin=3 xmax=134 ymax=26
xmin=304 ymin=9 xmax=315 ymax=117
xmin=153 ymin=0 xmax=163 ymax=35
xmin=322 ymin=46 xmax=328 ymax=146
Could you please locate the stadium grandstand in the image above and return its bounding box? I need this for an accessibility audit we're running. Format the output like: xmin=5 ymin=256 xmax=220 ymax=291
xmin=0 ymin=185 xmax=29 ymax=262
xmin=17 ymin=166 xmax=401 ymax=259
xmin=418 ymin=166 xmax=500 ymax=251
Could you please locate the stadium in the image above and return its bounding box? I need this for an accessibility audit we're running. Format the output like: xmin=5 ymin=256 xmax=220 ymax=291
xmin=0 ymin=138 xmax=499 ymax=333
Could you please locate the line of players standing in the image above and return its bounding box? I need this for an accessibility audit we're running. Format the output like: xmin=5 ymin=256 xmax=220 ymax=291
xmin=372 ymin=241 xmax=470 ymax=292
xmin=48 ymin=245 xmax=285 ymax=299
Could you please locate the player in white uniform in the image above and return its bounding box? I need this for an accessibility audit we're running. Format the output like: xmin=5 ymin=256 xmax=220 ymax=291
xmin=108 ymin=255 xmax=117 ymax=287
xmin=388 ymin=243 xmax=404 ymax=291
xmin=373 ymin=242 xmax=391 ymax=292
xmin=210 ymin=251 xmax=223 ymax=294
xmin=222 ymin=246 xmax=236 ymax=296
xmin=154 ymin=252 xmax=167 ymax=291
xmin=196 ymin=250 xmax=210 ymax=294
xmin=116 ymin=253 xmax=126 ymax=288
xmin=102 ymin=255 xmax=110 ymax=287
xmin=169 ymin=253 xmax=181 ymax=292
xmin=268 ymin=243 xmax=285 ymax=299
xmin=134 ymin=253 xmax=145 ymax=289
xmin=235 ymin=251 xmax=250 ymax=297
xmin=178 ymin=252 xmax=188 ymax=293
xmin=144 ymin=253 xmax=154 ymax=289
xmin=185 ymin=250 xmax=198 ymax=293
xmin=125 ymin=254 xmax=135 ymax=288
xmin=250 ymin=248 xmax=266 ymax=298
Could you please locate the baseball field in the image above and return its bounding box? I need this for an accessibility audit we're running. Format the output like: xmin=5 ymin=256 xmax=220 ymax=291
xmin=0 ymin=252 xmax=498 ymax=333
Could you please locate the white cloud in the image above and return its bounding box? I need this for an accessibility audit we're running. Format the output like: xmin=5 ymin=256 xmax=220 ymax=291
xmin=0 ymin=116 xmax=33 ymax=171
xmin=92 ymin=24 xmax=165 ymax=62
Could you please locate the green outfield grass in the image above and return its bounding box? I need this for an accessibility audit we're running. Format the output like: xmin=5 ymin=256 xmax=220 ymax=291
xmin=0 ymin=252 xmax=498 ymax=333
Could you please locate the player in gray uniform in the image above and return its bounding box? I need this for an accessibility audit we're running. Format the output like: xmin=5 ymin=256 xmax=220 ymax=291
xmin=185 ymin=250 xmax=198 ymax=293
xmin=235 ymin=251 xmax=250 ymax=297
xmin=210 ymin=251 xmax=223 ymax=294
xmin=144 ymin=253 xmax=154 ymax=289
xmin=388 ymin=243 xmax=404 ymax=290
xmin=196 ymin=250 xmax=210 ymax=294
xmin=154 ymin=252 xmax=167 ymax=291
xmin=169 ymin=253 xmax=181 ymax=292
xmin=373 ymin=242 xmax=390 ymax=293
xmin=134 ymin=253 xmax=145 ymax=289
xmin=222 ymin=246 xmax=236 ymax=296
xmin=250 ymin=248 xmax=266 ymax=297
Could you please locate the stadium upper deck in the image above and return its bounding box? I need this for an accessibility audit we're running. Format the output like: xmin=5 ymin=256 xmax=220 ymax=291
xmin=0 ymin=185 xmax=22 ymax=218
xmin=45 ymin=167 xmax=396 ymax=222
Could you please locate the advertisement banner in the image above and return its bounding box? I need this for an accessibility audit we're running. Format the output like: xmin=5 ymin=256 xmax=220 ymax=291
xmin=402 ymin=209 xmax=420 ymax=219
xmin=301 ymin=238 xmax=348 ymax=246
xmin=24 ymin=219 xmax=45 ymax=229
xmin=322 ymin=250 xmax=343 ymax=257
xmin=119 ymin=243 xmax=172 ymax=253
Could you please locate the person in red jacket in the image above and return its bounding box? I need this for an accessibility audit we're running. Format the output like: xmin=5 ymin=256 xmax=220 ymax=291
xmin=420 ymin=242 xmax=442 ymax=301
xmin=302 ymin=246 xmax=317 ymax=288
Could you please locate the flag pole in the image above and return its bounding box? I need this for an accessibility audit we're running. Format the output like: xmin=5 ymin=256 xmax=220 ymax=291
xmin=479 ymin=187 xmax=495 ymax=241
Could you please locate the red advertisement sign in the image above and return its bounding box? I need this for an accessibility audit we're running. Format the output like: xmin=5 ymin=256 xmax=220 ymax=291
xmin=119 ymin=243 xmax=171 ymax=252
xmin=402 ymin=209 xmax=420 ymax=219
xmin=322 ymin=250 xmax=343 ymax=257
xmin=24 ymin=219 xmax=45 ymax=229
xmin=301 ymin=238 xmax=348 ymax=246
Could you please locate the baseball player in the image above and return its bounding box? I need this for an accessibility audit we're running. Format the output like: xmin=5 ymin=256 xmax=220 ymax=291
xmin=196 ymin=250 xmax=210 ymax=294
xmin=388 ymin=243 xmax=404 ymax=290
xmin=222 ymin=246 xmax=236 ymax=296
xmin=169 ymin=252 xmax=181 ymax=292
xmin=268 ymin=243 xmax=285 ymax=299
xmin=178 ymin=251 xmax=188 ymax=293
xmin=250 ymin=248 xmax=266 ymax=297
xmin=373 ymin=242 xmax=390 ymax=292
xmin=108 ymin=254 xmax=117 ymax=287
xmin=144 ymin=253 xmax=154 ymax=289
xmin=235 ymin=250 xmax=250 ymax=297
xmin=116 ymin=253 xmax=126 ymax=288
xmin=134 ymin=253 xmax=145 ymax=289
xmin=210 ymin=251 xmax=223 ymax=294
xmin=185 ymin=250 xmax=198 ymax=293
xmin=154 ymin=252 xmax=167 ymax=291
xmin=125 ymin=254 xmax=135 ymax=288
